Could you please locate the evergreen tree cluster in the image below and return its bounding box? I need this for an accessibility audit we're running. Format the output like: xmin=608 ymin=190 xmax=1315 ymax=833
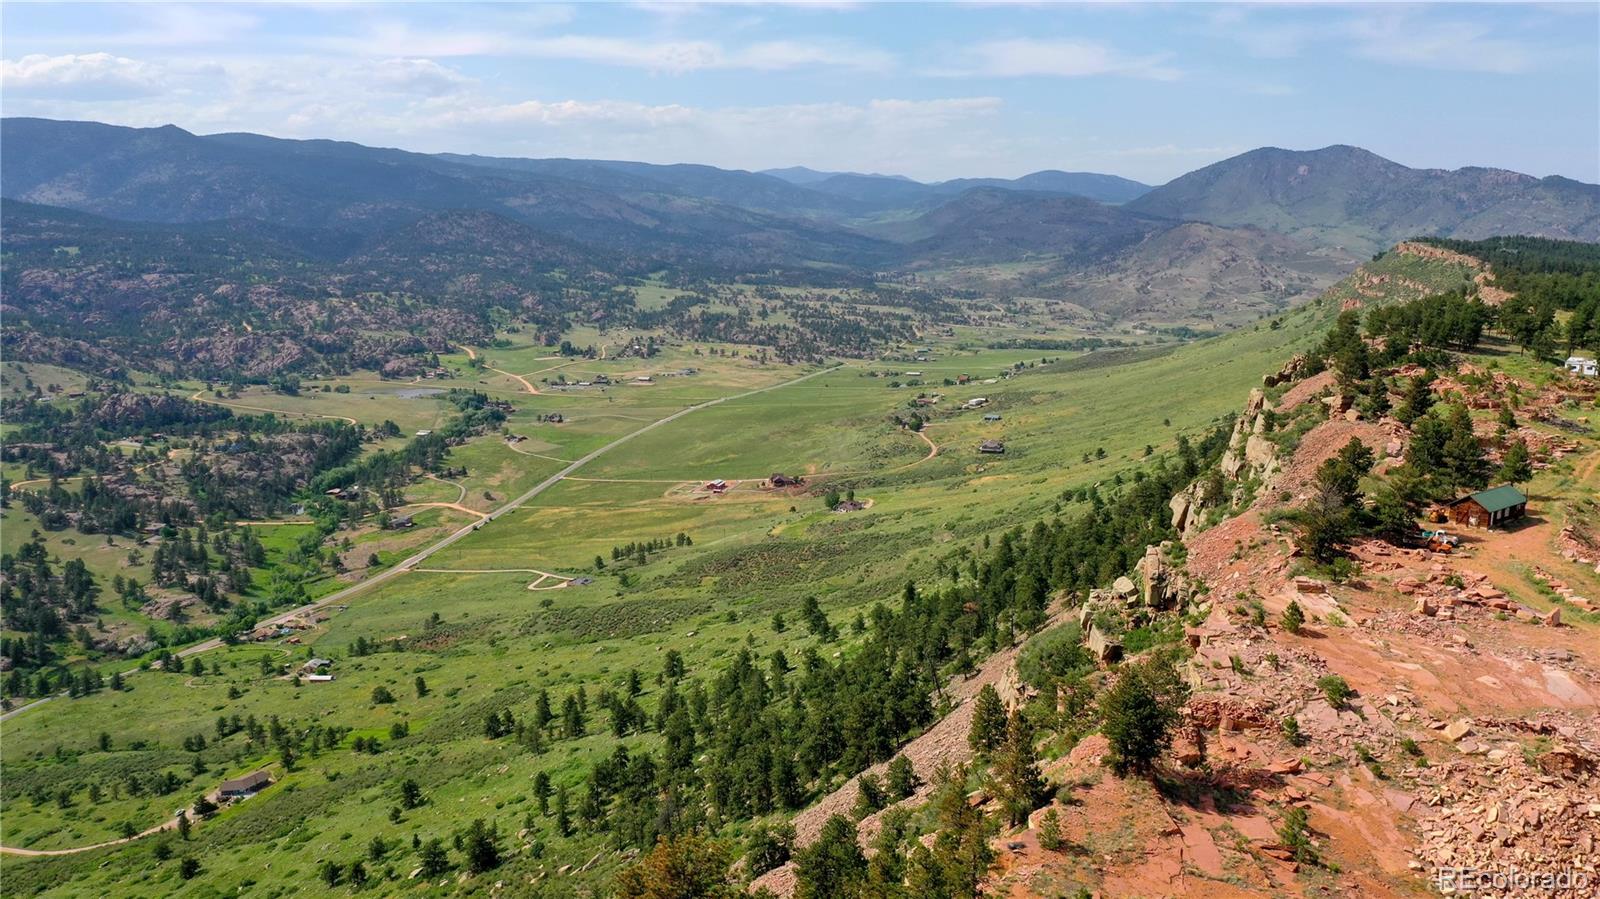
xmin=609 ymin=533 xmax=693 ymax=566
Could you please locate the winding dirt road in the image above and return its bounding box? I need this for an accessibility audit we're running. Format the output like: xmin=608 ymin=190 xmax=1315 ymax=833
xmin=462 ymin=345 xmax=542 ymax=395
xmin=0 ymin=365 xmax=840 ymax=725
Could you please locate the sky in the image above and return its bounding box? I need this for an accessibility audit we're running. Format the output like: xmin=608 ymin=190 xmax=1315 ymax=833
xmin=2 ymin=2 xmax=1596 ymax=185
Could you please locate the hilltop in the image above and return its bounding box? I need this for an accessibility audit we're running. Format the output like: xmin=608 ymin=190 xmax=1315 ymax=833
xmin=1128 ymin=145 xmax=1600 ymax=255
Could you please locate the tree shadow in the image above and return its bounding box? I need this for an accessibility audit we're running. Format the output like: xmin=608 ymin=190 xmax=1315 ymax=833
xmin=1153 ymin=764 xmax=1275 ymax=817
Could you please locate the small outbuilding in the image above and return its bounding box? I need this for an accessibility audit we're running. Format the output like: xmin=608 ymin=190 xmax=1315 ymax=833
xmin=978 ymin=439 xmax=1006 ymax=455
xmin=983 ymin=413 xmax=1002 ymax=422
xmin=1442 ymin=484 xmax=1528 ymax=529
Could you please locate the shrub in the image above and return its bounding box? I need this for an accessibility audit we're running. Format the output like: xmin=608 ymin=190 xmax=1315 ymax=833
xmin=1280 ymin=716 xmax=1304 ymax=746
xmin=1316 ymin=675 xmax=1353 ymax=707
xmin=1281 ymin=601 xmax=1305 ymax=635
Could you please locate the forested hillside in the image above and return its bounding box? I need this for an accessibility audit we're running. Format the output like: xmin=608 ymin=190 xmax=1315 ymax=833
xmin=1127 ymin=145 xmax=1600 ymax=254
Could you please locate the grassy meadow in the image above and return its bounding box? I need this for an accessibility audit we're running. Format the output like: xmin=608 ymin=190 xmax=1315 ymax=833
xmin=0 ymin=293 xmax=1343 ymax=895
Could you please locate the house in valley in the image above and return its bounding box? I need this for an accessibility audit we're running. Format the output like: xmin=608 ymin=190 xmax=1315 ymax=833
xmin=978 ymin=439 xmax=1006 ymax=454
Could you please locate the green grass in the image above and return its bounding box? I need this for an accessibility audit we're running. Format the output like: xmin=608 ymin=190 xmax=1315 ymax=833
xmin=0 ymin=297 xmax=1343 ymax=895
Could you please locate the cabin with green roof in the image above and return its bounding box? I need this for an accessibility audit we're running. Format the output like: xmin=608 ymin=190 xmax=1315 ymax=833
xmin=1443 ymin=485 xmax=1528 ymax=529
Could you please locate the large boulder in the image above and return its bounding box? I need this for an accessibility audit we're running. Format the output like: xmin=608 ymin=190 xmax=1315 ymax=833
xmin=1170 ymin=490 xmax=1195 ymax=533
xmin=1085 ymin=624 xmax=1123 ymax=663
xmin=1137 ymin=545 xmax=1175 ymax=609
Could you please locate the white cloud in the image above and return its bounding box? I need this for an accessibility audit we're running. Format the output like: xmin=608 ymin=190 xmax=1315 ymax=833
xmin=1217 ymin=7 xmax=1542 ymax=75
xmin=0 ymin=52 xmax=167 ymax=98
xmin=502 ymin=35 xmax=894 ymax=74
xmin=631 ymin=1 xmax=862 ymax=15
xmin=1346 ymin=15 xmax=1532 ymax=75
xmin=78 ymin=5 xmax=263 ymax=49
xmin=302 ymin=24 xmax=890 ymax=73
xmin=938 ymin=38 xmax=1181 ymax=81
xmin=366 ymin=58 xmax=477 ymax=96
xmin=443 ymin=95 xmax=999 ymax=134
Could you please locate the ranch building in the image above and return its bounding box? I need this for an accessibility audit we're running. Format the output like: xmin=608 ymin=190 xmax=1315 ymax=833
xmin=1442 ymin=485 xmax=1528 ymax=529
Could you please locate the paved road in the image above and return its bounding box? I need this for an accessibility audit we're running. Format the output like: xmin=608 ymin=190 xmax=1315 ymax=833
xmin=0 ymin=364 xmax=839 ymax=724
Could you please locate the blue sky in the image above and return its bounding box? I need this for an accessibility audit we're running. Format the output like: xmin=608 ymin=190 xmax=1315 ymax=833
xmin=2 ymin=2 xmax=1596 ymax=184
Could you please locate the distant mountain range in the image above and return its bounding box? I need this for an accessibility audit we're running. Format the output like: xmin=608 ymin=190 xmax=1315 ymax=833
xmin=2 ymin=117 xmax=1597 ymax=342
xmin=762 ymin=166 xmax=1153 ymax=207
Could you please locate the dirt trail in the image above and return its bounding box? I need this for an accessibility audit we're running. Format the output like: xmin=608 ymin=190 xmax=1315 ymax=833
xmin=8 ymin=463 xmax=155 ymax=494
xmin=489 ymin=367 xmax=539 ymax=394
xmin=424 ymin=473 xmax=467 ymax=505
xmin=504 ymin=442 xmax=577 ymax=464
xmin=410 ymin=566 xmax=575 ymax=590
xmin=399 ymin=501 xmax=488 ymax=519
xmin=8 ymin=473 xmax=87 ymax=492
xmin=0 ymin=816 xmax=180 ymax=856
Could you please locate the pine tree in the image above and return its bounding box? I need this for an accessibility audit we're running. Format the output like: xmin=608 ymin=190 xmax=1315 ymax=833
xmin=990 ymin=709 xmax=1046 ymax=827
xmin=533 ymin=771 xmax=552 ymax=815
xmin=1278 ymin=806 xmax=1317 ymax=864
xmin=616 ymin=834 xmax=738 ymax=899
xmin=1038 ymin=808 xmax=1065 ymax=851
xmin=967 ymin=684 xmax=1006 ymax=753
xmin=555 ymin=785 xmax=572 ymax=837
xmin=795 ymin=815 xmax=867 ymax=899
xmin=1442 ymin=405 xmax=1489 ymax=490
xmin=462 ymin=819 xmax=500 ymax=873
xmin=1100 ymin=656 xmax=1186 ymax=777
xmin=1293 ymin=482 xmax=1358 ymax=565
xmin=418 ymin=838 xmax=450 ymax=877
xmin=1281 ymin=601 xmax=1305 ymax=635
xmin=1496 ymin=437 xmax=1533 ymax=484
xmin=399 ymin=778 xmax=423 ymax=809
xmin=1401 ymin=372 xmax=1440 ymax=425
xmin=886 ymin=755 xmax=918 ymax=799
